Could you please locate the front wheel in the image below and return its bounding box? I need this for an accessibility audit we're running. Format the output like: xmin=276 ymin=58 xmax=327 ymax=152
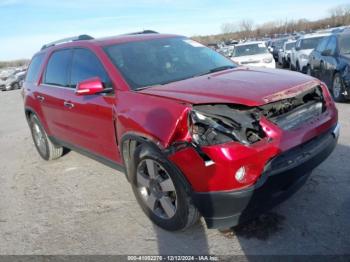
xmin=332 ymin=73 xmax=346 ymax=102
xmin=130 ymin=144 xmax=200 ymax=231
xmin=29 ymin=114 xmax=63 ymax=160
xmin=306 ymin=65 xmax=312 ymax=76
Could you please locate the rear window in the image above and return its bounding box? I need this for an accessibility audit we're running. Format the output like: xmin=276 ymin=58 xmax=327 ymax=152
xmin=232 ymin=43 xmax=268 ymax=57
xmin=339 ymin=34 xmax=350 ymax=55
xmin=44 ymin=49 xmax=72 ymax=87
xmin=25 ymin=54 xmax=45 ymax=83
xmin=285 ymin=42 xmax=295 ymax=50
xmin=300 ymin=37 xmax=325 ymax=50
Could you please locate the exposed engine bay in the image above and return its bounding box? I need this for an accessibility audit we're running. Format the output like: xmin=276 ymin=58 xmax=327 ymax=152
xmin=191 ymin=86 xmax=326 ymax=146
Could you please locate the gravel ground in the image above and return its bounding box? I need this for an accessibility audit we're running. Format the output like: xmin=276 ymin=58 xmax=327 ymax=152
xmin=0 ymin=88 xmax=349 ymax=256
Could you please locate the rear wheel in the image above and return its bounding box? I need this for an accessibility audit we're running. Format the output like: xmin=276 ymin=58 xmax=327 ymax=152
xmin=29 ymin=114 xmax=63 ymax=160
xmin=332 ymin=73 xmax=346 ymax=102
xmin=12 ymin=83 xmax=19 ymax=90
xmin=130 ymin=143 xmax=200 ymax=231
xmin=290 ymin=61 xmax=295 ymax=71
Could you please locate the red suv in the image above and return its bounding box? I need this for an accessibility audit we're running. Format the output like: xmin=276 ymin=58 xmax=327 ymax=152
xmin=23 ymin=31 xmax=339 ymax=231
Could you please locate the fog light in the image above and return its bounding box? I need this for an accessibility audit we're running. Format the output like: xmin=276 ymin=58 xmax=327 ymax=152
xmin=235 ymin=166 xmax=246 ymax=182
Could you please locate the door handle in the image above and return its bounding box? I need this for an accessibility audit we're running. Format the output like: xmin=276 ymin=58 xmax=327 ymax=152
xmin=36 ymin=95 xmax=45 ymax=102
xmin=63 ymin=101 xmax=75 ymax=109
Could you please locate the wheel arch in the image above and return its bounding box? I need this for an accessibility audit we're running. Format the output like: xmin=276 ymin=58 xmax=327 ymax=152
xmin=120 ymin=132 xmax=193 ymax=193
xmin=24 ymin=107 xmax=51 ymax=135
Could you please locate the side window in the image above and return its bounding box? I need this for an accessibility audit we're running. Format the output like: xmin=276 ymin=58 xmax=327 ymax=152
xmin=316 ymin=37 xmax=329 ymax=52
xmin=26 ymin=54 xmax=45 ymax=83
xmin=44 ymin=49 xmax=72 ymax=87
xmin=326 ymin=37 xmax=337 ymax=55
xmin=70 ymin=48 xmax=110 ymax=88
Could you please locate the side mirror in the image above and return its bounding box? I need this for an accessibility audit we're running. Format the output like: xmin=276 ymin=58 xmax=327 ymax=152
xmin=321 ymin=49 xmax=332 ymax=56
xmin=76 ymin=77 xmax=104 ymax=95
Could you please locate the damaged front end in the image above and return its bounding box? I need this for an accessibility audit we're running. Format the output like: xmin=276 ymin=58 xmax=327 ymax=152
xmin=167 ymin=84 xmax=335 ymax=192
xmin=189 ymin=85 xmax=326 ymax=147
xmin=257 ymin=85 xmax=326 ymax=130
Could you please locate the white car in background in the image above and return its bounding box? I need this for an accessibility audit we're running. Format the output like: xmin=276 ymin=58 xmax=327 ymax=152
xmin=290 ymin=32 xmax=330 ymax=73
xmin=230 ymin=41 xmax=275 ymax=68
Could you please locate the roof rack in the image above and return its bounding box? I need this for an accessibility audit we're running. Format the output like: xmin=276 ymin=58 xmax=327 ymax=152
xmin=41 ymin=34 xmax=94 ymax=50
xmin=125 ymin=30 xmax=159 ymax=35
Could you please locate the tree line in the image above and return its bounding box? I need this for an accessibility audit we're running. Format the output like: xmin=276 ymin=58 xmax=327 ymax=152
xmin=0 ymin=59 xmax=30 ymax=69
xmin=193 ymin=4 xmax=350 ymax=44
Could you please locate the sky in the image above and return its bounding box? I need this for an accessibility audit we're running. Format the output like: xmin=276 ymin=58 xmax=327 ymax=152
xmin=0 ymin=0 xmax=348 ymax=60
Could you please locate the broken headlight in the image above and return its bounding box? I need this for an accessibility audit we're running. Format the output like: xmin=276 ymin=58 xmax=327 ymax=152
xmin=190 ymin=110 xmax=245 ymax=146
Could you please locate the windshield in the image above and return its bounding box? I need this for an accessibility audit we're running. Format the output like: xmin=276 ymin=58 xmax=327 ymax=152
xmin=232 ymin=43 xmax=268 ymax=57
xmin=300 ymin=37 xmax=325 ymax=50
xmin=339 ymin=34 xmax=350 ymax=55
xmin=104 ymin=37 xmax=235 ymax=90
xmin=285 ymin=42 xmax=295 ymax=50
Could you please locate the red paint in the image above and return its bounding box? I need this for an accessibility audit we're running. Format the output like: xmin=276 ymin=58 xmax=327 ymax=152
xmin=76 ymin=77 xmax=104 ymax=95
xmin=23 ymin=33 xmax=338 ymax=193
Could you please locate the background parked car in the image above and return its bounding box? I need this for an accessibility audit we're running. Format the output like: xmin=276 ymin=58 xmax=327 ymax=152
xmin=290 ymin=32 xmax=330 ymax=73
xmin=271 ymin=38 xmax=288 ymax=61
xmin=230 ymin=41 xmax=275 ymax=68
xmin=0 ymin=69 xmax=25 ymax=91
xmin=308 ymin=30 xmax=350 ymax=102
xmin=278 ymin=40 xmax=296 ymax=68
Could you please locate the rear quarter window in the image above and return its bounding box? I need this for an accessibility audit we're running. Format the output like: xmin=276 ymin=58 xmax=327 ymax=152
xmin=25 ymin=54 xmax=45 ymax=83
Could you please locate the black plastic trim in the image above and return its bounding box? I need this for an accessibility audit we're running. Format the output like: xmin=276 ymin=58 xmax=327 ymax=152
xmin=192 ymin=125 xmax=338 ymax=229
xmin=50 ymin=136 xmax=125 ymax=173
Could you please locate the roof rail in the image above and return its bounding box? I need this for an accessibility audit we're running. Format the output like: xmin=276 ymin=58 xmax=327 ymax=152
xmin=126 ymin=30 xmax=159 ymax=35
xmin=41 ymin=34 xmax=94 ymax=50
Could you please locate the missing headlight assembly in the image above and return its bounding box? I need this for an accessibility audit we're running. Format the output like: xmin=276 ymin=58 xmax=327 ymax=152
xmin=189 ymin=86 xmax=326 ymax=147
xmin=190 ymin=104 xmax=266 ymax=146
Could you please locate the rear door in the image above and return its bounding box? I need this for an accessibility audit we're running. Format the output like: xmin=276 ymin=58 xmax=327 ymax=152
xmin=322 ymin=36 xmax=338 ymax=86
xmin=310 ymin=37 xmax=329 ymax=78
xmin=38 ymin=49 xmax=73 ymax=137
xmin=58 ymin=48 xmax=120 ymax=162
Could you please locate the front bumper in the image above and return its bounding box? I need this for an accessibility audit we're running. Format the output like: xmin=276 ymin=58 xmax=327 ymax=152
xmin=299 ymin=58 xmax=309 ymax=73
xmin=191 ymin=124 xmax=339 ymax=229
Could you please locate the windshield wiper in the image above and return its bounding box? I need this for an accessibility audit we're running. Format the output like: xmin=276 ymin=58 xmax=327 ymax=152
xmin=197 ymin=65 xmax=235 ymax=77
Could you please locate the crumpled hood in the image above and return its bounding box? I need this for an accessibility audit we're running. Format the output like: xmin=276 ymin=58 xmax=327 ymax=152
xmin=140 ymin=67 xmax=320 ymax=106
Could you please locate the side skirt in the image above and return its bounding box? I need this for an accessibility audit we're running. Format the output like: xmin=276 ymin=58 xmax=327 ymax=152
xmin=49 ymin=136 xmax=126 ymax=174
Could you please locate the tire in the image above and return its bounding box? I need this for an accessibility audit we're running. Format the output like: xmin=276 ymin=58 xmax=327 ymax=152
xmin=296 ymin=61 xmax=300 ymax=72
xmin=12 ymin=83 xmax=19 ymax=90
xmin=306 ymin=65 xmax=312 ymax=76
xmin=130 ymin=143 xmax=200 ymax=231
xmin=290 ymin=61 xmax=295 ymax=71
xmin=29 ymin=114 xmax=63 ymax=160
xmin=332 ymin=73 xmax=346 ymax=103
xmin=282 ymin=59 xmax=287 ymax=68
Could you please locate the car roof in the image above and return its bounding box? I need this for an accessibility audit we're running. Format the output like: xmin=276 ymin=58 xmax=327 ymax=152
xmin=299 ymin=32 xmax=331 ymax=39
xmin=34 ymin=32 xmax=184 ymax=56
xmin=92 ymin=33 xmax=182 ymax=46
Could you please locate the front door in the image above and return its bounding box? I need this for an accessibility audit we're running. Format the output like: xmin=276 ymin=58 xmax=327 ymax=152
xmin=59 ymin=48 xmax=120 ymax=162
